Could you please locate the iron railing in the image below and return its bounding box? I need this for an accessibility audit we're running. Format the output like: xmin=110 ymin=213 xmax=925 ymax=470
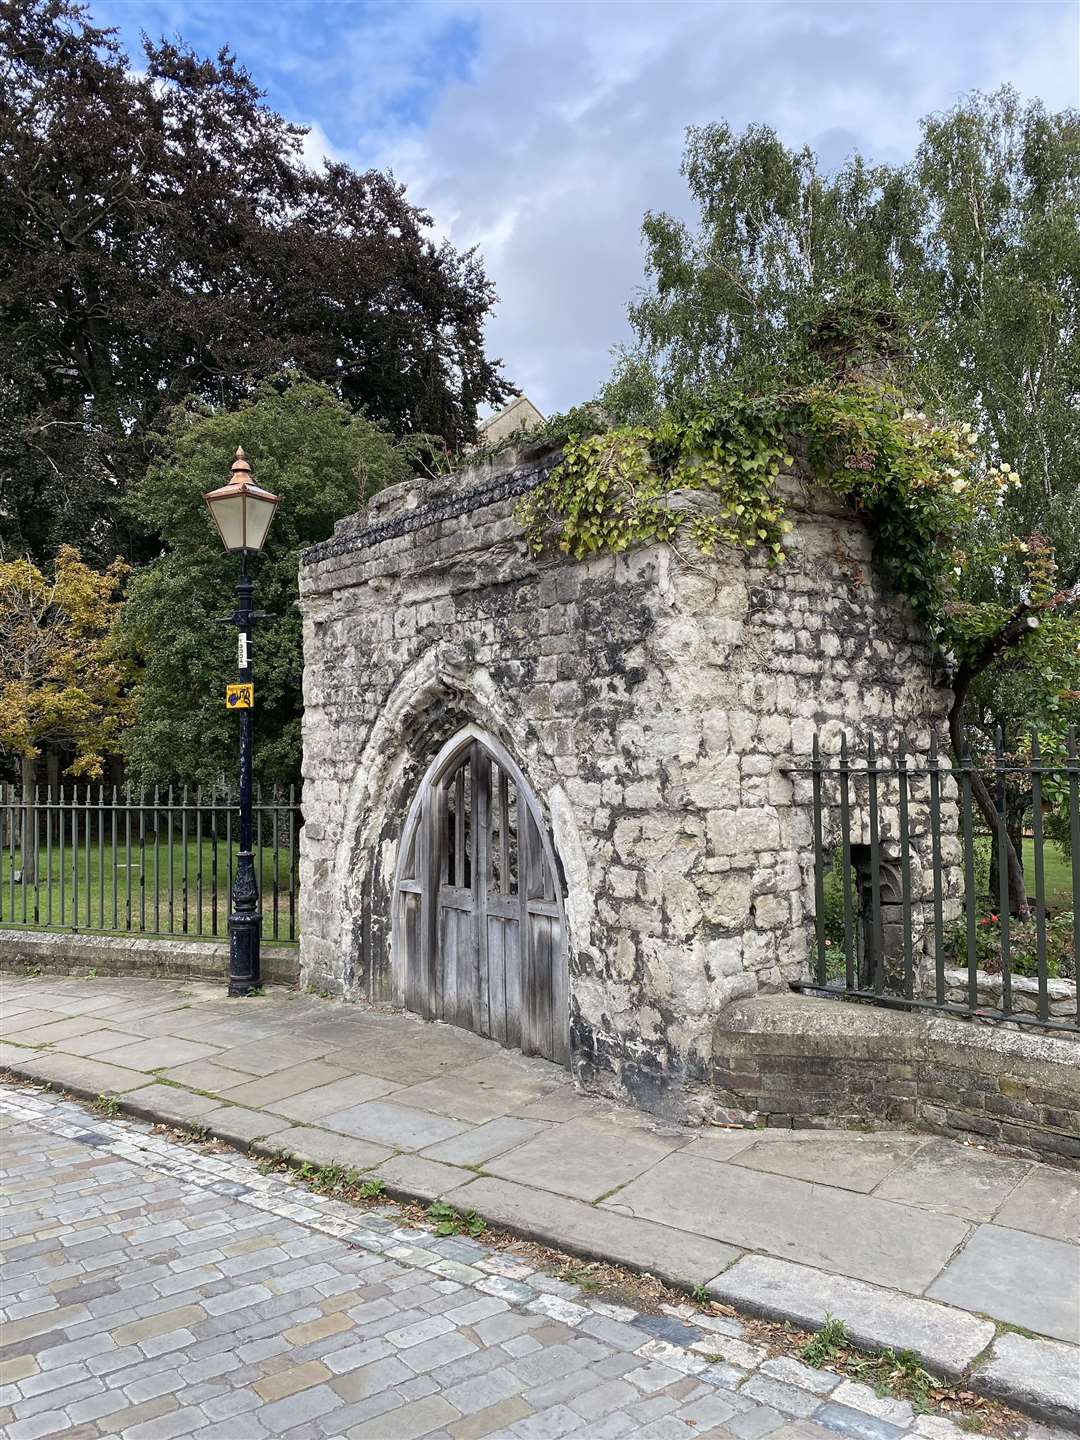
xmin=793 ymin=731 xmax=1079 ymax=1034
xmin=0 ymin=784 xmax=301 ymax=943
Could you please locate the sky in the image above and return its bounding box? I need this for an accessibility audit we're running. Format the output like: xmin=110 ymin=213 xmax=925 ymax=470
xmin=94 ymin=0 xmax=1079 ymax=416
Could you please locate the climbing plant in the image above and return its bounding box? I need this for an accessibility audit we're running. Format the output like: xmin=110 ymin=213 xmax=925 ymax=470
xmin=517 ymin=382 xmax=1021 ymax=647
xmin=517 ymin=377 xmax=1079 ymax=914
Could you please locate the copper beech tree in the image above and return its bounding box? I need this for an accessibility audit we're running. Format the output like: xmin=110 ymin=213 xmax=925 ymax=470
xmin=0 ymin=547 xmax=129 ymax=880
xmin=0 ymin=0 xmax=511 ymax=566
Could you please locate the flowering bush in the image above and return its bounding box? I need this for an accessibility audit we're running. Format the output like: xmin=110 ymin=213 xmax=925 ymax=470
xmin=946 ymin=909 xmax=1076 ymax=981
xmin=518 ymin=381 xmax=1042 ymax=667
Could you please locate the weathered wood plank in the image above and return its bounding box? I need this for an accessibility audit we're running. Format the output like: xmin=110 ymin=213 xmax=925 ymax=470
xmin=499 ymin=768 xmax=510 ymax=896
xmin=393 ymin=727 xmax=569 ymax=1066
xmin=474 ymin=743 xmax=489 ymax=1038
xmin=487 ymin=917 xmax=507 ymax=1044
xmin=504 ymin=918 xmax=522 ymax=1050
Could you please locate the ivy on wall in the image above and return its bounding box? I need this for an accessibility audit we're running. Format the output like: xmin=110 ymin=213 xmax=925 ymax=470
xmin=516 ymin=383 xmax=1031 ymax=653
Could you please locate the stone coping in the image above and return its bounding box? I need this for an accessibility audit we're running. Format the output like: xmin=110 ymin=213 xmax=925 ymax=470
xmin=717 ymin=992 xmax=1080 ymax=1087
xmin=0 ymin=929 xmax=299 ymax=986
xmin=711 ymin=992 xmax=1079 ymax=1167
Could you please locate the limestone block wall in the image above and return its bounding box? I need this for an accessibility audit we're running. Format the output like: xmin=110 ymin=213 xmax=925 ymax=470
xmin=298 ymin=447 xmax=954 ymax=1118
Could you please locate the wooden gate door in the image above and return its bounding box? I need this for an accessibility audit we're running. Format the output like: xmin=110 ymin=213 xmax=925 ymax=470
xmin=394 ymin=731 xmax=569 ymax=1065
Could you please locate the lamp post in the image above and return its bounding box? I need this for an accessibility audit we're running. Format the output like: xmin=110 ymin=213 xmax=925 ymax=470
xmin=203 ymin=447 xmax=280 ymax=996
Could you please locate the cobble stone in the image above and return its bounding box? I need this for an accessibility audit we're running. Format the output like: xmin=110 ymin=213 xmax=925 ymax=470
xmin=0 ymin=1080 xmax=1040 ymax=1440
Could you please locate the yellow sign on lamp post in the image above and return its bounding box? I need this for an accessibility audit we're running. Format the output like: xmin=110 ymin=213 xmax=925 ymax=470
xmin=226 ymin=682 xmax=253 ymax=709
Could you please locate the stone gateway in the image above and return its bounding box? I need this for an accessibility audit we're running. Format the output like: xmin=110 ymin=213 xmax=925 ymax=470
xmin=298 ymin=444 xmax=954 ymax=1120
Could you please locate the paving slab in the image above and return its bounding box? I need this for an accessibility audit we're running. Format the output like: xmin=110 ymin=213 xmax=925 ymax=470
xmin=113 ymin=1035 xmax=224 ymax=1070
xmin=507 ymin=1090 xmax=607 ymax=1123
xmin=157 ymin=1058 xmax=257 ymax=1093
xmin=681 ymin=1130 xmax=760 ymax=1163
xmin=214 ymin=1036 xmax=336 ymax=1075
xmin=485 ymin=1117 xmax=677 ymax=1202
xmin=992 ymin=1165 xmax=1080 ymax=1244
xmin=321 ymin=1099 xmax=473 ymax=1151
xmin=8 ymin=1049 xmax=149 ymax=1096
xmin=161 ymin=1016 xmax=283 ymax=1047
xmin=48 ymin=1027 xmax=145 ymax=1058
xmin=606 ymin=1151 xmax=970 ymax=1291
xmin=444 ymin=1176 xmax=742 ymax=1290
xmin=705 ymin=1255 xmax=994 ymax=1377
xmin=260 ymin=1124 xmax=394 ymax=1171
xmin=391 ymin=1075 xmax=536 ymax=1125
xmin=971 ymin=1332 xmax=1080 ymax=1428
xmin=123 ymin=1083 xmax=224 ymax=1124
xmin=267 ymin=1073 xmax=403 ymax=1120
xmin=219 ymin=1060 xmax=353 ymax=1108
xmin=421 ymin=1118 xmax=551 ymax=1167
xmin=872 ymin=1140 xmax=1033 ymax=1221
xmin=926 ymin=1223 xmax=1080 ymax=1343
xmin=12 ymin=992 xmax=118 ymax=1016
xmin=198 ymin=1105 xmax=297 ymax=1146
xmin=730 ymin=1132 xmax=925 ymax=1193
xmin=458 ymin=1052 xmax=565 ymax=1088
xmin=0 ymin=1038 xmax=38 ymax=1067
xmin=9 ymin=1015 xmax=110 ymax=1044
xmin=318 ymin=1043 xmax=450 ymax=1084
xmin=0 ymin=1006 xmax=67 ymax=1029
xmin=377 ymin=1154 xmax=474 ymax=1201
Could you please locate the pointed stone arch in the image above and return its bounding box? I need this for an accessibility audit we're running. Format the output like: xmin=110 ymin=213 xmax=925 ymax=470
xmin=392 ymin=725 xmax=570 ymax=1065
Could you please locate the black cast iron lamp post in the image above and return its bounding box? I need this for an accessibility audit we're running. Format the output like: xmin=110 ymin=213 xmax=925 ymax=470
xmin=202 ymin=447 xmax=280 ymax=996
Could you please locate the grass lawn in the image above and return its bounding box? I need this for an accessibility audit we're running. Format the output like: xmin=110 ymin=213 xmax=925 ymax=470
xmin=0 ymin=837 xmax=298 ymax=942
xmin=1021 ymin=838 xmax=1075 ymax=911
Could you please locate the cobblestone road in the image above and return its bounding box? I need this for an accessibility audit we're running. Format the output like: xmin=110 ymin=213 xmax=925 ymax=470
xmin=0 ymin=1083 xmax=1049 ymax=1440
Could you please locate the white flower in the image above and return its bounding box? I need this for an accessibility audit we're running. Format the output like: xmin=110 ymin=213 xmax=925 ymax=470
xmin=951 ymin=478 xmax=968 ymax=493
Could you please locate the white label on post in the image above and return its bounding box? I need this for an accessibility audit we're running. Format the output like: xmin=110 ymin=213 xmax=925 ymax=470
xmin=238 ymin=632 xmax=249 ymax=669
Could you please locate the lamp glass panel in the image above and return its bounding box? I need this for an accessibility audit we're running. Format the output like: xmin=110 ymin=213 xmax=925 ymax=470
xmin=209 ymin=494 xmax=245 ymax=550
xmin=243 ymin=493 xmax=278 ymax=552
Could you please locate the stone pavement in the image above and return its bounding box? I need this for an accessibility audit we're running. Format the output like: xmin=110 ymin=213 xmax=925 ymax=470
xmin=0 ymin=1084 xmax=1067 ymax=1440
xmin=1 ymin=976 xmax=1078 ymax=1427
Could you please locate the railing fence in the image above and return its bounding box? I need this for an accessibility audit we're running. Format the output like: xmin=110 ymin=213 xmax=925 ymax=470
xmin=793 ymin=729 xmax=1079 ymax=1034
xmin=0 ymin=783 xmax=301 ymax=943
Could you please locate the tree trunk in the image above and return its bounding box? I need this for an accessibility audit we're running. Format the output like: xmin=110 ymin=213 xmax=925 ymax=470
xmin=986 ymin=779 xmax=1029 ymax=910
xmin=947 ymin=707 xmax=1028 ymax=917
xmin=46 ymin=747 xmax=60 ymax=800
xmin=20 ymin=754 xmax=36 ymax=886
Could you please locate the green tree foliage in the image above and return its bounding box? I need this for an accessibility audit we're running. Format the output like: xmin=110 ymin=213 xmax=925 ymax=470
xmin=118 ymin=378 xmax=410 ymax=789
xmin=618 ymin=91 xmax=1080 ymax=552
xmin=0 ymin=545 xmax=129 ymax=780
xmin=602 ymin=91 xmax=1080 ymax=903
xmin=0 ymin=0 xmax=510 ymax=567
xmin=0 ymin=545 xmax=129 ymax=881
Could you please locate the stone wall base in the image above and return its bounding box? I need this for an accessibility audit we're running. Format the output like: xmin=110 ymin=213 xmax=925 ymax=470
xmin=710 ymin=993 xmax=1080 ymax=1168
xmin=0 ymin=929 xmax=299 ymax=988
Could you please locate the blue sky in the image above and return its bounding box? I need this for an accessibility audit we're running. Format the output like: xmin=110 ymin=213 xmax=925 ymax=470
xmin=96 ymin=1 xmax=1079 ymax=415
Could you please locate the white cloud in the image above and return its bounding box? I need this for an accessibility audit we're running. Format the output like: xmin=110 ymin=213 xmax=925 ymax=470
xmin=341 ymin=0 xmax=1076 ymax=413
xmin=145 ymin=0 xmax=1076 ymax=416
xmin=298 ymin=120 xmax=340 ymax=173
